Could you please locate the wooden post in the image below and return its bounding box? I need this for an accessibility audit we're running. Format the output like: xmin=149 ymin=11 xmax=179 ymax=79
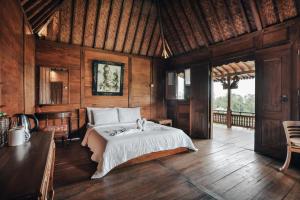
xmin=227 ymin=76 xmax=232 ymax=128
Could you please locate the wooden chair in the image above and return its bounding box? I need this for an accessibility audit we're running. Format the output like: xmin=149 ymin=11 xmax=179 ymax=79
xmin=36 ymin=111 xmax=72 ymax=144
xmin=279 ymin=121 xmax=300 ymax=171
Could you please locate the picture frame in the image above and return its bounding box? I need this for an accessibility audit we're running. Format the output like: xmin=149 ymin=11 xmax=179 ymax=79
xmin=92 ymin=60 xmax=124 ymax=96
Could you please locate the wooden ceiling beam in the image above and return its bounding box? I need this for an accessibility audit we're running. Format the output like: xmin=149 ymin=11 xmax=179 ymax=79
xmin=223 ymin=0 xmax=238 ymax=37
xmin=207 ymin=0 xmax=226 ymax=41
xmin=238 ymin=0 xmax=251 ymax=33
xmin=69 ymin=0 xmax=75 ymax=44
xmin=92 ymin=0 xmax=102 ymax=48
xmin=21 ymin=0 xmax=31 ymax=6
xmin=180 ymin=0 xmax=208 ymax=46
xmin=28 ymin=0 xmax=52 ymax=20
xmin=102 ymin=0 xmax=114 ymax=49
xmin=129 ymin=0 xmax=147 ymax=54
xmin=32 ymin=0 xmax=63 ymax=32
xmin=168 ymin=1 xmax=194 ymax=50
xmin=161 ymin=0 xmax=186 ymax=52
xmin=146 ymin=20 xmax=158 ymax=56
xmin=271 ymin=0 xmax=282 ymax=23
xmin=175 ymin=0 xmax=201 ymax=48
xmin=250 ymin=0 xmax=263 ymax=30
xmin=24 ymin=0 xmax=43 ymax=13
xmin=190 ymin=0 xmax=213 ymax=44
xmin=81 ymin=0 xmax=89 ymax=46
xmin=111 ymin=0 xmax=125 ymax=51
xmin=137 ymin=1 xmax=154 ymax=55
xmin=121 ymin=0 xmax=135 ymax=52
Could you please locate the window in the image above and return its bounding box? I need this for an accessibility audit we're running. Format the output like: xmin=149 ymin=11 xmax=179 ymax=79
xmin=177 ymin=72 xmax=185 ymax=100
xmin=166 ymin=69 xmax=190 ymax=100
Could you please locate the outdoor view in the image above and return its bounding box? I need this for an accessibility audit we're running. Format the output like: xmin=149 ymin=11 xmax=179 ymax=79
xmin=213 ymin=79 xmax=255 ymax=114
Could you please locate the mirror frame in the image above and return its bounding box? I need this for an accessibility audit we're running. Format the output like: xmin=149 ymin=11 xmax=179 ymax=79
xmin=36 ymin=65 xmax=70 ymax=106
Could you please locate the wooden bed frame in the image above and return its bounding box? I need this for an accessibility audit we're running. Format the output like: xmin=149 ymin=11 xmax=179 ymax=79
xmin=117 ymin=147 xmax=189 ymax=168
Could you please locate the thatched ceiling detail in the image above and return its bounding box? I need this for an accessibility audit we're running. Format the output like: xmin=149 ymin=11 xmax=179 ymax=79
xmin=20 ymin=0 xmax=299 ymax=58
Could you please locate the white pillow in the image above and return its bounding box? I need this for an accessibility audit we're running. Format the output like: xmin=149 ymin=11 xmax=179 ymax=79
xmin=87 ymin=107 xmax=118 ymax=125
xmin=92 ymin=108 xmax=119 ymax=125
xmin=118 ymin=107 xmax=141 ymax=123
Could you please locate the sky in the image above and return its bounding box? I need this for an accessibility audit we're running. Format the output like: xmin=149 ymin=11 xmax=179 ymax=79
xmin=213 ymin=78 xmax=255 ymax=98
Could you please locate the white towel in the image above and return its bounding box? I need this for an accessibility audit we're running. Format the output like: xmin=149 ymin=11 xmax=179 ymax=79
xmin=137 ymin=118 xmax=147 ymax=131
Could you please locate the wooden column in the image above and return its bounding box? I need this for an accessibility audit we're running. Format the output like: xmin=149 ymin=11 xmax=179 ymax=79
xmin=226 ymin=76 xmax=232 ymax=128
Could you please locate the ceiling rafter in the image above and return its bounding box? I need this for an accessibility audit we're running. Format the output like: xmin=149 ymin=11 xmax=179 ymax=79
xmin=190 ymin=0 xmax=213 ymax=44
xmin=137 ymin=0 xmax=155 ymax=55
xmin=121 ymin=0 xmax=138 ymax=52
xmin=169 ymin=0 xmax=195 ymax=50
xmin=271 ymin=0 xmax=282 ymax=22
xmin=249 ymin=0 xmax=263 ymax=30
xmin=81 ymin=0 xmax=89 ymax=46
xmin=130 ymin=0 xmax=151 ymax=54
xmin=161 ymin=0 xmax=187 ymax=52
xmin=27 ymin=0 xmax=52 ymax=20
xmin=180 ymin=0 xmax=207 ymax=46
xmin=111 ymin=0 xmax=125 ymax=51
xmin=32 ymin=0 xmax=63 ymax=32
xmin=92 ymin=0 xmax=101 ymax=48
xmin=223 ymin=0 xmax=238 ymax=37
xmin=175 ymin=0 xmax=201 ymax=48
xmin=102 ymin=0 xmax=114 ymax=49
xmin=24 ymin=0 xmax=43 ymax=13
xmin=69 ymin=0 xmax=75 ymax=44
xmin=146 ymin=20 xmax=159 ymax=56
xmin=206 ymin=0 xmax=226 ymax=41
xmin=238 ymin=0 xmax=251 ymax=33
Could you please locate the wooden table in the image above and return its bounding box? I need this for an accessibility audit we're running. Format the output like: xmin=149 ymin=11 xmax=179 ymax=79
xmin=150 ymin=118 xmax=173 ymax=126
xmin=35 ymin=111 xmax=72 ymax=143
xmin=0 ymin=131 xmax=55 ymax=200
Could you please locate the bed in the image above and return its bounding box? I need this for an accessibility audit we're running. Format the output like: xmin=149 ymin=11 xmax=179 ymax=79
xmin=81 ymin=107 xmax=197 ymax=179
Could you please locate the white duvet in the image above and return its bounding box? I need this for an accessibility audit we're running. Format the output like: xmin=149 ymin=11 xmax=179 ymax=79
xmin=82 ymin=121 xmax=197 ymax=179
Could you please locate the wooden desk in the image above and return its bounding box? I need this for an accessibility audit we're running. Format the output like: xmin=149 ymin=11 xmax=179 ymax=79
xmin=0 ymin=131 xmax=55 ymax=200
xmin=150 ymin=118 xmax=173 ymax=126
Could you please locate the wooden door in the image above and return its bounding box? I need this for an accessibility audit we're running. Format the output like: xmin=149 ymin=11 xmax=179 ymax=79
xmin=255 ymin=44 xmax=291 ymax=159
xmin=190 ymin=63 xmax=211 ymax=139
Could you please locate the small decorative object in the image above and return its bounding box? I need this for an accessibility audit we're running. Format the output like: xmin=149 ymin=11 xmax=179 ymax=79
xmin=0 ymin=112 xmax=9 ymax=147
xmin=92 ymin=60 xmax=124 ymax=96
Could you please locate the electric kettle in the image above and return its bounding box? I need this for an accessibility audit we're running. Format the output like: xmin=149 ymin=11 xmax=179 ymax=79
xmin=14 ymin=114 xmax=39 ymax=134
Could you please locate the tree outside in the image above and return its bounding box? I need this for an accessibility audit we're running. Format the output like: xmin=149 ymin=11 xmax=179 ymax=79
xmin=213 ymin=79 xmax=255 ymax=113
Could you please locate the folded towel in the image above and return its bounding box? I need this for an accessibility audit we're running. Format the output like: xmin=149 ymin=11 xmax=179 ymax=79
xmin=137 ymin=118 xmax=147 ymax=131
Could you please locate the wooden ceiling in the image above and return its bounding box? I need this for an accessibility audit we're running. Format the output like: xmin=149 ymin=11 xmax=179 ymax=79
xmin=213 ymin=61 xmax=255 ymax=81
xmin=20 ymin=0 xmax=299 ymax=58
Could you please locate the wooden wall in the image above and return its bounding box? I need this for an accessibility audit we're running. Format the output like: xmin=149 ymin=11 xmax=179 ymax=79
xmin=0 ymin=0 xmax=35 ymax=116
xmin=36 ymin=40 xmax=165 ymax=131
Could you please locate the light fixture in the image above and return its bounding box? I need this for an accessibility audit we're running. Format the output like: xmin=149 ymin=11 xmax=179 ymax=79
xmin=157 ymin=0 xmax=169 ymax=59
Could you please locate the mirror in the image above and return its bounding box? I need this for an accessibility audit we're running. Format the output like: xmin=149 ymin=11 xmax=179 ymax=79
xmin=39 ymin=66 xmax=69 ymax=105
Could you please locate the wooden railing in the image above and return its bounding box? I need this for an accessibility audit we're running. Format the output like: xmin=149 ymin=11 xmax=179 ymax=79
xmin=213 ymin=110 xmax=255 ymax=129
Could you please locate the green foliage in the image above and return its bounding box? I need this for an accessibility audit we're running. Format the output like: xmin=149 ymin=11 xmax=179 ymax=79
xmin=213 ymin=94 xmax=255 ymax=113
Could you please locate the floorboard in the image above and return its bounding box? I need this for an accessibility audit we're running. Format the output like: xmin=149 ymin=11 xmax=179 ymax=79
xmin=54 ymin=125 xmax=300 ymax=200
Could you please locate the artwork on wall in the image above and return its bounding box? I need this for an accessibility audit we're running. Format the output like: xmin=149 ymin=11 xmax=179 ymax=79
xmin=92 ymin=60 xmax=124 ymax=96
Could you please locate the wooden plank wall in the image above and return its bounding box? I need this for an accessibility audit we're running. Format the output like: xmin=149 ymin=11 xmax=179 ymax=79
xmin=36 ymin=40 xmax=165 ymax=131
xmin=0 ymin=0 xmax=35 ymax=116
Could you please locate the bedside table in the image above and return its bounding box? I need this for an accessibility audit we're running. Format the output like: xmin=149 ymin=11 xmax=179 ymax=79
xmin=150 ymin=118 xmax=173 ymax=126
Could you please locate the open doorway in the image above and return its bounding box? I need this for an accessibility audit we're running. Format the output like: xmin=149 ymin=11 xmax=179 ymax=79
xmin=211 ymin=61 xmax=255 ymax=150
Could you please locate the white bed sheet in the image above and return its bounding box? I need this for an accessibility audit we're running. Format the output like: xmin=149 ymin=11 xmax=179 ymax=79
xmin=82 ymin=121 xmax=197 ymax=179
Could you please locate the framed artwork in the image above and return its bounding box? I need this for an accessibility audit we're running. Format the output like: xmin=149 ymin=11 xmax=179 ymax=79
xmin=92 ymin=60 xmax=124 ymax=96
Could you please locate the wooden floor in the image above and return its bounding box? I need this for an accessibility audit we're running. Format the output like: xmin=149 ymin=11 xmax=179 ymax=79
xmin=54 ymin=126 xmax=300 ymax=200
xmin=213 ymin=124 xmax=254 ymax=150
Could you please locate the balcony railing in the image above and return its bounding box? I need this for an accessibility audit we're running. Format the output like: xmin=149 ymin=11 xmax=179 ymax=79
xmin=213 ymin=110 xmax=255 ymax=129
